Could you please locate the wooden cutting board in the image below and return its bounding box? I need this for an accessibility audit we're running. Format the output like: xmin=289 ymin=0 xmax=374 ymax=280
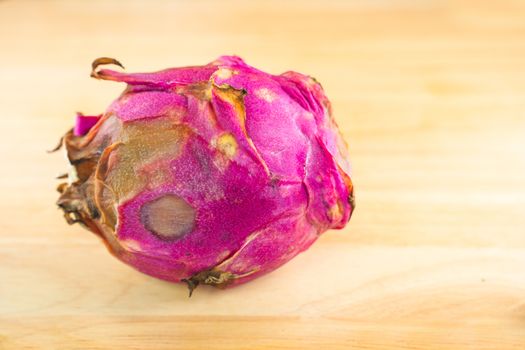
xmin=1 ymin=1 xmax=524 ymax=349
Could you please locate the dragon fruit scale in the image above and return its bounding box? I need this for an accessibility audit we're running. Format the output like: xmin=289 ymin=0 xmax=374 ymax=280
xmin=55 ymin=56 xmax=355 ymax=294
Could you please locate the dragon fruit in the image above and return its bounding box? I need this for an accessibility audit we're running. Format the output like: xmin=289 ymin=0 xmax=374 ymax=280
xmin=55 ymin=56 xmax=354 ymax=294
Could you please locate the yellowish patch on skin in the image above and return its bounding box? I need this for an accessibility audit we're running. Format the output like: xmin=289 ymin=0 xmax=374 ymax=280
xmin=216 ymin=133 xmax=238 ymax=159
xmin=215 ymin=68 xmax=233 ymax=80
xmin=202 ymin=86 xmax=212 ymax=100
xmin=177 ymin=82 xmax=213 ymax=101
xmin=328 ymin=199 xmax=344 ymax=222
xmin=255 ymin=88 xmax=277 ymax=102
xmin=106 ymin=121 xmax=191 ymax=202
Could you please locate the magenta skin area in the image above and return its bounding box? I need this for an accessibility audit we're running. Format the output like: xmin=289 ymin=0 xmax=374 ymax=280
xmin=75 ymin=56 xmax=354 ymax=287
xmin=73 ymin=114 xmax=101 ymax=136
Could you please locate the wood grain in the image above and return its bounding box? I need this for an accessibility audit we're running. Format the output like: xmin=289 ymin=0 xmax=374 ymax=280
xmin=1 ymin=0 xmax=525 ymax=349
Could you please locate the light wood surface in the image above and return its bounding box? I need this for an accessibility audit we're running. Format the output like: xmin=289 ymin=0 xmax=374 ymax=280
xmin=1 ymin=1 xmax=525 ymax=349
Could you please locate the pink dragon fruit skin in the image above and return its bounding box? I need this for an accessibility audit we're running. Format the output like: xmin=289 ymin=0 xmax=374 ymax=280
xmin=56 ymin=56 xmax=354 ymax=293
